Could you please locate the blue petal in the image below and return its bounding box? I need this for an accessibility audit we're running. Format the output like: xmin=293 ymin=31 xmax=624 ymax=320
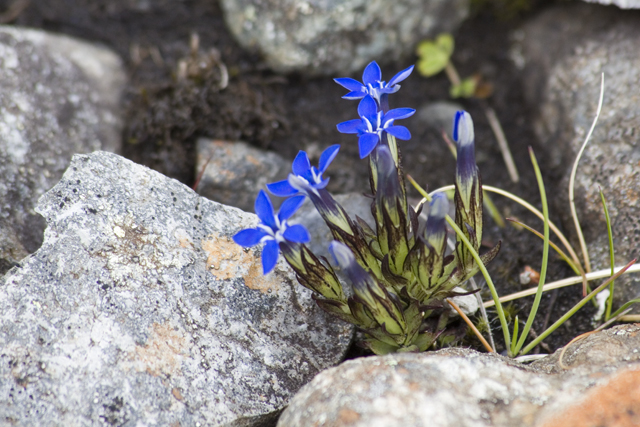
xmin=255 ymin=190 xmax=277 ymax=229
xmin=291 ymin=151 xmax=311 ymax=176
xmin=387 ymin=65 xmax=414 ymax=87
xmin=318 ymin=144 xmax=340 ymax=173
xmin=267 ymin=180 xmax=299 ymax=197
xmin=362 ymin=61 xmax=381 ymax=85
xmin=357 ymin=95 xmax=378 ymax=119
xmin=334 ymin=77 xmax=364 ymax=92
xmin=343 ymin=91 xmax=366 ymax=100
xmin=358 ymin=133 xmax=380 ymax=159
xmin=384 ymin=108 xmax=415 ymax=121
xmin=385 ymin=126 xmax=411 ymax=140
xmin=283 ymin=224 xmax=310 ymax=243
xmin=261 ymin=240 xmax=280 ymax=274
xmin=453 ymin=110 xmax=474 ymax=147
xmin=278 ymin=195 xmax=306 ymax=222
xmin=316 ymin=177 xmax=330 ymax=189
xmin=336 ymin=119 xmax=363 ymax=134
xmin=233 ymin=228 xmax=267 ymax=247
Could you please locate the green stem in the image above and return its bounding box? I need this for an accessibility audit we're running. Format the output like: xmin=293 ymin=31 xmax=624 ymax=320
xmin=513 ymin=148 xmax=550 ymax=356
xmin=600 ymin=189 xmax=615 ymax=321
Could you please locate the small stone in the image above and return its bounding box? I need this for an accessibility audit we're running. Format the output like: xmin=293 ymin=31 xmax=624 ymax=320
xmin=195 ymin=138 xmax=290 ymax=212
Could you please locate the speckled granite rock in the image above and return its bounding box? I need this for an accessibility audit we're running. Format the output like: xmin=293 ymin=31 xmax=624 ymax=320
xmin=518 ymin=3 xmax=640 ymax=309
xmin=219 ymin=0 xmax=469 ymax=75
xmin=279 ymin=324 xmax=640 ymax=427
xmin=195 ymin=138 xmax=290 ymax=212
xmin=0 ymin=151 xmax=353 ymax=426
xmin=0 ymin=26 xmax=125 ymax=274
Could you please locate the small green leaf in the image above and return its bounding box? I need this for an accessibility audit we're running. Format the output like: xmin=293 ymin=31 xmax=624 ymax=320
xmin=415 ymin=34 xmax=454 ymax=77
xmin=450 ymin=77 xmax=477 ymax=98
xmin=435 ymin=33 xmax=454 ymax=56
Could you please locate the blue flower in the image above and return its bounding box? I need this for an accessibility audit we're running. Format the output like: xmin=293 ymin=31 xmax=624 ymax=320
xmin=336 ymin=95 xmax=415 ymax=158
xmin=267 ymin=145 xmax=340 ymax=197
xmin=233 ymin=190 xmax=310 ymax=274
xmin=334 ymin=61 xmax=414 ymax=104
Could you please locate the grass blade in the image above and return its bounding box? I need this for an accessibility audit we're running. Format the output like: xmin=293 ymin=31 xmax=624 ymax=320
xmin=507 ymin=218 xmax=581 ymax=276
xmin=519 ymin=258 xmax=636 ymax=356
xmin=568 ymin=73 xmax=605 ymax=278
xmin=513 ymin=148 xmax=550 ymax=356
xmin=599 ymin=188 xmax=616 ymax=321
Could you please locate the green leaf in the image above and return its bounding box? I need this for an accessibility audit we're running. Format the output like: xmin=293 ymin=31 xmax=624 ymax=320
xmin=450 ymin=77 xmax=477 ymax=98
xmin=435 ymin=33 xmax=454 ymax=56
xmin=415 ymin=34 xmax=454 ymax=77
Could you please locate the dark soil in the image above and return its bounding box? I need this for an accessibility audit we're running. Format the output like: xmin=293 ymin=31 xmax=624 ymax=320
xmin=3 ymin=0 xmax=597 ymax=355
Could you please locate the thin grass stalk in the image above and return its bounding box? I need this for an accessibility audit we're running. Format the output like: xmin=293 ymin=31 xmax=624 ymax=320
xmin=483 ymin=264 xmax=640 ymax=307
xmin=507 ymin=219 xmax=581 ymax=276
xmin=513 ymin=148 xmax=550 ymax=356
xmin=448 ymin=298 xmax=494 ymax=353
xmin=445 ymin=217 xmax=511 ymax=350
xmin=510 ymin=315 xmax=519 ymax=356
xmin=568 ymin=73 xmax=605 ymax=277
xmin=599 ymin=189 xmax=615 ymax=321
xmin=519 ymin=258 xmax=636 ymax=356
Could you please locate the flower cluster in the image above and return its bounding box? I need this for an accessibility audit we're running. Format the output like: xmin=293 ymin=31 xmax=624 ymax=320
xmin=233 ymin=61 xmax=499 ymax=354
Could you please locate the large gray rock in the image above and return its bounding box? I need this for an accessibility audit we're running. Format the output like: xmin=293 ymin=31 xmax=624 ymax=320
xmin=279 ymin=324 xmax=640 ymax=427
xmin=0 ymin=151 xmax=352 ymax=426
xmin=219 ymin=0 xmax=469 ymax=75
xmin=195 ymin=138 xmax=290 ymax=212
xmin=0 ymin=27 xmax=125 ymax=274
xmin=518 ymin=3 xmax=640 ymax=308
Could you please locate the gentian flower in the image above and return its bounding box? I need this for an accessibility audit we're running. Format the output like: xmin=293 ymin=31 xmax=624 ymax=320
xmin=336 ymin=95 xmax=415 ymax=158
xmin=328 ymin=241 xmax=405 ymax=335
xmin=233 ymin=190 xmax=309 ymax=274
xmin=453 ymin=110 xmax=478 ymax=212
xmin=334 ymin=61 xmax=414 ymax=105
xmin=424 ymin=192 xmax=449 ymax=251
xmin=267 ymin=145 xmax=340 ymax=197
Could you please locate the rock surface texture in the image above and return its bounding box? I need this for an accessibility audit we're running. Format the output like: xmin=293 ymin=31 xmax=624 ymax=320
xmin=582 ymin=0 xmax=640 ymax=8
xmin=195 ymin=138 xmax=290 ymax=212
xmin=219 ymin=0 xmax=469 ymax=75
xmin=0 ymin=151 xmax=352 ymax=426
xmin=279 ymin=324 xmax=640 ymax=427
xmin=0 ymin=26 xmax=126 ymax=274
xmin=518 ymin=3 xmax=640 ymax=308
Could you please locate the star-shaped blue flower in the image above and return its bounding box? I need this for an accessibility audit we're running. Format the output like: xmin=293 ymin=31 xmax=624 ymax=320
xmin=267 ymin=145 xmax=340 ymax=197
xmin=334 ymin=61 xmax=414 ymax=104
xmin=336 ymin=95 xmax=415 ymax=158
xmin=233 ymin=190 xmax=310 ymax=274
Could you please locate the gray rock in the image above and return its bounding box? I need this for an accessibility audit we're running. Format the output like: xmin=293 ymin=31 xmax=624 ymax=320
xmin=279 ymin=324 xmax=640 ymax=427
xmin=0 ymin=27 xmax=126 ymax=274
xmin=195 ymin=138 xmax=290 ymax=212
xmin=518 ymin=3 xmax=640 ymax=308
xmin=219 ymin=0 xmax=469 ymax=75
xmin=582 ymin=0 xmax=640 ymax=8
xmin=0 ymin=151 xmax=352 ymax=426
